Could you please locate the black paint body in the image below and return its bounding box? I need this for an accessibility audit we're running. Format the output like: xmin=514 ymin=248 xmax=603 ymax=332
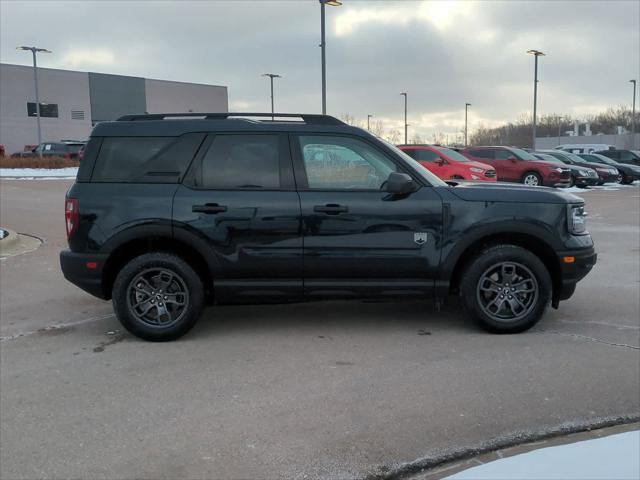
xmin=60 ymin=116 xmax=596 ymax=308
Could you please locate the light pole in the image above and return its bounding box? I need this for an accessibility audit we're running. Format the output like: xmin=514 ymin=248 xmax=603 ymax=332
xmin=319 ymin=0 xmax=342 ymax=115
xmin=400 ymin=92 xmax=408 ymax=144
xmin=527 ymin=49 xmax=545 ymax=150
xmin=262 ymin=73 xmax=281 ymax=120
xmin=464 ymin=102 xmax=471 ymax=146
xmin=367 ymin=114 xmax=372 ymax=131
xmin=17 ymin=46 xmax=51 ymax=154
xmin=630 ymin=79 xmax=637 ymax=143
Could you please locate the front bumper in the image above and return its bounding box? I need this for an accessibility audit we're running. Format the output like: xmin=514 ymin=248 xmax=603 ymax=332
xmin=60 ymin=250 xmax=109 ymax=300
xmin=554 ymin=246 xmax=597 ymax=306
xmin=574 ymin=175 xmax=599 ymax=187
xmin=598 ymin=172 xmax=619 ymax=183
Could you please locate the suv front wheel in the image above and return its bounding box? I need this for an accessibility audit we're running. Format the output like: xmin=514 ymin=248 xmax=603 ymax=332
xmin=112 ymin=253 xmax=204 ymax=341
xmin=460 ymin=245 xmax=551 ymax=333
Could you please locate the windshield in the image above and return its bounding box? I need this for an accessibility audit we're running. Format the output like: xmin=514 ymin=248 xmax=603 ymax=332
xmin=437 ymin=147 xmax=470 ymax=162
xmin=380 ymin=139 xmax=448 ymax=186
xmin=564 ymin=152 xmax=588 ymax=163
xmin=588 ymin=154 xmax=617 ymax=165
xmin=511 ymin=148 xmax=539 ymax=161
xmin=535 ymin=153 xmax=563 ymax=164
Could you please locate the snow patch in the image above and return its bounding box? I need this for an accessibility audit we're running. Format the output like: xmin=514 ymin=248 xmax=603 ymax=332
xmin=0 ymin=229 xmax=7 ymax=240
xmin=0 ymin=167 xmax=78 ymax=179
xmin=447 ymin=430 xmax=640 ymax=480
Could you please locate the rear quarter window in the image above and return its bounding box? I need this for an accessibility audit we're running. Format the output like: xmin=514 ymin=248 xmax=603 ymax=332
xmin=90 ymin=134 xmax=205 ymax=183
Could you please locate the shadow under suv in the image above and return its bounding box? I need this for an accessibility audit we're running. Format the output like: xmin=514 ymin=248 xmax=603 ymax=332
xmin=60 ymin=113 xmax=596 ymax=341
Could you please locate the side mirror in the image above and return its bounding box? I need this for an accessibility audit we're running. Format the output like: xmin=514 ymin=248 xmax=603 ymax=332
xmin=507 ymin=156 xmax=518 ymax=162
xmin=385 ymin=172 xmax=417 ymax=194
xmin=436 ymin=157 xmax=446 ymax=166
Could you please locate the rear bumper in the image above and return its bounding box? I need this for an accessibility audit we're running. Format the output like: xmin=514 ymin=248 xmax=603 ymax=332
xmin=60 ymin=250 xmax=109 ymax=300
xmin=555 ymin=246 xmax=597 ymax=304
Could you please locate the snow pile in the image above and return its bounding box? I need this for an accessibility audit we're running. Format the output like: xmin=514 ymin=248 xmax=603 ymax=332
xmin=0 ymin=228 xmax=7 ymax=240
xmin=447 ymin=430 xmax=640 ymax=480
xmin=0 ymin=167 xmax=78 ymax=179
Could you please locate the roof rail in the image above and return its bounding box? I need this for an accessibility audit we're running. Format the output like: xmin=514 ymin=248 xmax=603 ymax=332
xmin=116 ymin=112 xmax=345 ymax=126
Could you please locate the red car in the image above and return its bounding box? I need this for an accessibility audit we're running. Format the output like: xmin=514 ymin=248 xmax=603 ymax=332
xmin=398 ymin=144 xmax=497 ymax=181
xmin=460 ymin=146 xmax=572 ymax=187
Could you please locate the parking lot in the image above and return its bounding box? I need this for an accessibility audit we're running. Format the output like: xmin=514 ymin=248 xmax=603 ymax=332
xmin=1 ymin=179 xmax=639 ymax=479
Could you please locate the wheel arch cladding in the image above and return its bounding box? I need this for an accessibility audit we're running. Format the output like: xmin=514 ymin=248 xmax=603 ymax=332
xmin=101 ymin=235 xmax=214 ymax=302
xmin=447 ymin=232 xmax=561 ymax=303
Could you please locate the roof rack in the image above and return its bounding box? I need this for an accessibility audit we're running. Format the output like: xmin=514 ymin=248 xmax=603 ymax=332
xmin=116 ymin=112 xmax=345 ymax=126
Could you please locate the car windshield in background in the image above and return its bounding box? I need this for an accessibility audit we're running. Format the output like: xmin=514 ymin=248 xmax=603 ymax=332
xmin=438 ymin=147 xmax=471 ymax=162
xmin=511 ymin=148 xmax=539 ymax=161
xmin=535 ymin=154 xmax=563 ymax=164
xmin=380 ymin=140 xmax=448 ymax=186
xmin=588 ymin=154 xmax=617 ymax=165
xmin=565 ymin=152 xmax=589 ymax=163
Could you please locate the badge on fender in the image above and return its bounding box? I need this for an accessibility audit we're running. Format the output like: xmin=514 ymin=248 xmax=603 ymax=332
xmin=414 ymin=232 xmax=428 ymax=245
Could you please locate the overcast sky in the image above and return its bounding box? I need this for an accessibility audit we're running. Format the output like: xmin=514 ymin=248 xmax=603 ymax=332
xmin=1 ymin=0 xmax=639 ymax=140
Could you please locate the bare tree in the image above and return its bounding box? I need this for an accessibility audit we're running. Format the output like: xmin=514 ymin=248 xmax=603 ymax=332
xmin=384 ymin=129 xmax=401 ymax=144
xmin=371 ymin=120 xmax=385 ymax=137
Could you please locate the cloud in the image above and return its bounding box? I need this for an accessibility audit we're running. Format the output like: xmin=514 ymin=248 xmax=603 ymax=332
xmin=61 ymin=49 xmax=115 ymax=69
xmin=1 ymin=0 xmax=638 ymax=140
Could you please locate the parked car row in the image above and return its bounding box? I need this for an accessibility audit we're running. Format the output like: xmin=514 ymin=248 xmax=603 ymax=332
xmin=10 ymin=140 xmax=86 ymax=159
xmin=397 ymin=143 xmax=640 ymax=188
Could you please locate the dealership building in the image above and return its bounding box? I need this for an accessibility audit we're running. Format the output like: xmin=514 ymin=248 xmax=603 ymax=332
xmin=0 ymin=63 xmax=228 ymax=154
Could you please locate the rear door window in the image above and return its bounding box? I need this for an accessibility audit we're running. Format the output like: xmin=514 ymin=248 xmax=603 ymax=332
xmin=469 ymin=149 xmax=493 ymax=159
xmin=194 ymin=134 xmax=282 ymax=189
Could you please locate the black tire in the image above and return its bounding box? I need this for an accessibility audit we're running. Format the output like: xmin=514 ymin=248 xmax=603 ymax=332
xmin=621 ymin=173 xmax=633 ymax=185
xmin=616 ymin=173 xmax=623 ymax=184
xmin=460 ymin=245 xmax=551 ymax=334
xmin=522 ymin=171 xmax=542 ymax=187
xmin=112 ymin=252 xmax=204 ymax=341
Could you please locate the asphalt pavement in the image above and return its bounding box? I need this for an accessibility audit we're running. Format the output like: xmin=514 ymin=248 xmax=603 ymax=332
xmin=1 ymin=179 xmax=639 ymax=479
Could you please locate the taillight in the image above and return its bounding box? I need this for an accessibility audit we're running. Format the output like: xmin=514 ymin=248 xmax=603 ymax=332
xmin=65 ymin=198 xmax=79 ymax=240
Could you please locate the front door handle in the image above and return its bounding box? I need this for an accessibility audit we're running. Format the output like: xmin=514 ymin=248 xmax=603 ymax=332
xmin=313 ymin=204 xmax=348 ymax=214
xmin=192 ymin=203 xmax=227 ymax=214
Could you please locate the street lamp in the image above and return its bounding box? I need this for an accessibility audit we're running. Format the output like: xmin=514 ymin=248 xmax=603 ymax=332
xmin=319 ymin=0 xmax=341 ymax=114
xmin=527 ymin=49 xmax=545 ymax=150
xmin=464 ymin=102 xmax=471 ymax=146
xmin=262 ymin=73 xmax=281 ymax=120
xmin=630 ymin=79 xmax=637 ymax=142
xmin=400 ymin=92 xmax=408 ymax=144
xmin=367 ymin=114 xmax=372 ymax=131
xmin=17 ymin=46 xmax=52 ymax=154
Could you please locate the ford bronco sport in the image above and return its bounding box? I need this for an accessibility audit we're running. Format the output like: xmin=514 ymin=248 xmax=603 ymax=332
xmin=60 ymin=113 xmax=596 ymax=341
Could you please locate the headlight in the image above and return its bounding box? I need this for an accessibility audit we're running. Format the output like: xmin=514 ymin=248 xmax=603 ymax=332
xmin=470 ymin=167 xmax=484 ymax=173
xmin=568 ymin=204 xmax=588 ymax=235
xmin=553 ymin=167 xmax=564 ymax=173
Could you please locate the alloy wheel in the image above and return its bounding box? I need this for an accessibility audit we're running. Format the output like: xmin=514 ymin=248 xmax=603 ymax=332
xmin=127 ymin=268 xmax=189 ymax=327
xmin=523 ymin=174 xmax=539 ymax=186
xmin=476 ymin=261 xmax=539 ymax=323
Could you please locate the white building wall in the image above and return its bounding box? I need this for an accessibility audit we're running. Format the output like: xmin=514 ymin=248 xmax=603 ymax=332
xmin=0 ymin=64 xmax=92 ymax=154
xmin=144 ymin=78 xmax=228 ymax=114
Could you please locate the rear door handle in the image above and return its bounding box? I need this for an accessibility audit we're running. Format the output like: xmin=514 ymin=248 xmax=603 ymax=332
xmin=313 ymin=204 xmax=348 ymax=214
xmin=192 ymin=203 xmax=227 ymax=214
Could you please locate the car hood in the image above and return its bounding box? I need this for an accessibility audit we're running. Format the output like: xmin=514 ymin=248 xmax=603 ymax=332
xmin=445 ymin=181 xmax=583 ymax=204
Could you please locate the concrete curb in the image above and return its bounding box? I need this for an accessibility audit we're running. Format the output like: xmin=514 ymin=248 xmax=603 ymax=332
xmin=0 ymin=229 xmax=42 ymax=258
xmin=0 ymin=227 xmax=19 ymax=249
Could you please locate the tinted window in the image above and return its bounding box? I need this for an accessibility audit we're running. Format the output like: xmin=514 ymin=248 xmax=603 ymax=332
xmin=413 ymin=150 xmax=440 ymax=162
xmin=468 ymin=149 xmax=493 ymax=159
xmin=197 ymin=134 xmax=280 ymax=189
xmin=401 ymin=149 xmax=417 ymax=159
xmin=620 ymin=151 xmax=639 ymax=163
xmin=510 ymin=148 xmax=539 ymax=161
xmin=299 ymin=135 xmax=397 ymax=190
xmin=92 ymin=135 xmax=202 ymax=183
xmin=27 ymin=102 xmax=59 ymax=118
xmin=495 ymin=149 xmax=514 ymax=160
xmin=601 ymin=151 xmax=620 ymax=160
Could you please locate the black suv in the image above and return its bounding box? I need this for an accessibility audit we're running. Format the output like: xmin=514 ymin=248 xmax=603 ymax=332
xmin=595 ymin=149 xmax=640 ymax=167
xmin=60 ymin=113 xmax=597 ymax=341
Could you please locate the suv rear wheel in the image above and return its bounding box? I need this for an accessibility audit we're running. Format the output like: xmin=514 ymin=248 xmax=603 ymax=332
xmin=460 ymin=245 xmax=551 ymax=333
xmin=522 ymin=171 xmax=542 ymax=186
xmin=112 ymin=253 xmax=204 ymax=341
